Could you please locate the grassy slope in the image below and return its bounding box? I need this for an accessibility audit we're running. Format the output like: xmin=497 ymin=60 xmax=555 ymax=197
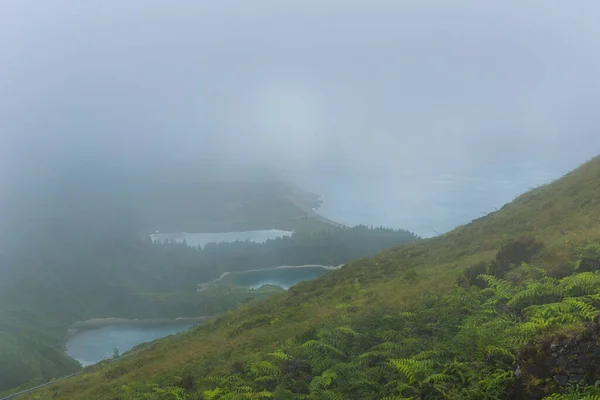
xmin=26 ymin=156 xmax=600 ymax=399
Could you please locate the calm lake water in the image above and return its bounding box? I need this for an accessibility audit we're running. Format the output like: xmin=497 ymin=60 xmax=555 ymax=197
xmin=66 ymin=322 xmax=197 ymax=366
xmin=150 ymin=229 xmax=293 ymax=248
xmin=67 ymin=266 xmax=332 ymax=366
xmin=215 ymin=265 xmax=333 ymax=290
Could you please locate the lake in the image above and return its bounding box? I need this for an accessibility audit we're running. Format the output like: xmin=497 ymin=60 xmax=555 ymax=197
xmin=200 ymin=265 xmax=337 ymax=291
xmin=66 ymin=266 xmax=333 ymax=366
xmin=150 ymin=229 xmax=293 ymax=248
xmin=66 ymin=321 xmax=198 ymax=366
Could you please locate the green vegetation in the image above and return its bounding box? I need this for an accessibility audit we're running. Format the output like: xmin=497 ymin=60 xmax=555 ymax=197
xmin=192 ymin=224 xmax=420 ymax=277
xmin=0 ymin=224 xmax=417 ymax=394
xmin=112 ymin=247 xmax=600 ymax=399
xmin=20 ymin=156 xmax=600 ymax=399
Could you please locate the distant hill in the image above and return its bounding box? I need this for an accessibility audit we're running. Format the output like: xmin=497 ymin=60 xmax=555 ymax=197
xmin=0 ymin=161 xmax=339 ymax=241
xmin=131 ymin=178 xmax=341 ymax=234
xmin=26 ymin=156 xmax=600 ymax=399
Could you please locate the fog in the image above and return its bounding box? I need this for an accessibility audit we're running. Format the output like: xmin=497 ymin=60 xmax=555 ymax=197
xmin=2 ymin=0 xmax=600 ymax=235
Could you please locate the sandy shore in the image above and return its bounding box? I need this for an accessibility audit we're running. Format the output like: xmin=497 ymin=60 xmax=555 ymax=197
xmin=67 ymin=316 xmax=210 ymax=337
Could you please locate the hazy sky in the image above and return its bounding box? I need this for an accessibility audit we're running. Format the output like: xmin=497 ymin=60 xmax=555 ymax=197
xmin=2 ymin=1 xmax=600 ymax=235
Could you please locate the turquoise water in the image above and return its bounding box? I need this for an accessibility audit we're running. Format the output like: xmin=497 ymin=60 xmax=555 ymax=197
xmin=67 ymin=266 xmax=332 ymax=366
xmin=150 ymin=229 xmax=293 ymax=248
xmin=212 ymin=265 xmax=333 ymax=290
xmin=66 ymin=322 xmax=197 ymax=366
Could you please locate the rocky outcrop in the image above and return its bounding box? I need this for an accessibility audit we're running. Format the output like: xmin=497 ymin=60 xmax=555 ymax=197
xmin=510 ymin=321 xmax=600 ymax=399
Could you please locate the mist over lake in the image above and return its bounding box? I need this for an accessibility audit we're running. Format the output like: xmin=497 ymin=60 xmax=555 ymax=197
xmin=292 ymin=160 xmax=574 ymax=237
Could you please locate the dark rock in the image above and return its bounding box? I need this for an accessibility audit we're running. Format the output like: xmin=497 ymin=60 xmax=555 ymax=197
xmin=556 ymin=374 xmax=568 ymax=386
xmin=570 ymin=367 xmax=586 ymax=375
xmin=510 ymin=324 xmax=600 ymax=399
xmin=557 ymin=356 xmax=569 ymax=370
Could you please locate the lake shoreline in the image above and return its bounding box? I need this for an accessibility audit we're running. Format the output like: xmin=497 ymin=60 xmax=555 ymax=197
xmin=196 ymin=264 xmax=344 ymax=291
xmin=67 ymin=316 xmax=210 ymax=337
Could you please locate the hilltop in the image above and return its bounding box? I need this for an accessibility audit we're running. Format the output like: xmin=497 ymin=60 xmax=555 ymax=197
xmin=0 ymin=162 xmax=338 ymax=240
xmin=22 ymin=156 xmax=600 ymax=399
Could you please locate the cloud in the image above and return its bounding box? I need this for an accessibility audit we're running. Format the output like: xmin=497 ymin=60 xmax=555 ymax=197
xmin=1 ymin=0 xmax=600 ymax=233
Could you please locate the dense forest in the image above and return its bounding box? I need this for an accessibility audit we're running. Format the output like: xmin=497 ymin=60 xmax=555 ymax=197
xmin=24 ymin=156 xmax=600 ymax=400
xmin=160 ymin=225 xmax=421 ymax=286
xmin=0 ymin=223 xmax=418 ymax=393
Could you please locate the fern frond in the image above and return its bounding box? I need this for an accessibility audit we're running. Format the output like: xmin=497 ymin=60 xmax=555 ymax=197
xmin=424 ymin=373 xmax=452 ymax=384
xmin=507 ymin=278 xmax=562 ymax=309
xmin=478 ymin=274 xmax=513 ymax=298
xmin=388 ymin=358 xmax=434 ymax=383
xmin=561 ymin=272 xmax=600 ymax=296
xmin=269 ymin=348 xmax=292 ymax=361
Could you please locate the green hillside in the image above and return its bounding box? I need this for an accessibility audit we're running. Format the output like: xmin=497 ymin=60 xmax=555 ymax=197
xmin=0 ymin=225 xmax=417 ymax=395
xmin=21 ymin=156 xmax=600 ymax=399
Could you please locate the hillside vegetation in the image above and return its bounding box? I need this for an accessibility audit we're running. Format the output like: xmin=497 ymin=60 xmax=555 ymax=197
xmin=23 ymin=156 xmax=600 ymax=399
xmin=0 ymin=225 xmax=417 ymax=394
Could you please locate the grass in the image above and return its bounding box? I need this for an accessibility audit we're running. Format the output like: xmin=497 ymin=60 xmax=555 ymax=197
xmin=23 ymin=155 xmax=600 ymax=399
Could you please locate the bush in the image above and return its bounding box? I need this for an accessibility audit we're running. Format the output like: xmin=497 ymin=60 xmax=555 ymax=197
xmin=575 ymin=245 xmax=600 ymax=272
xmin=458 ymin=262 xmax=488 ymax=288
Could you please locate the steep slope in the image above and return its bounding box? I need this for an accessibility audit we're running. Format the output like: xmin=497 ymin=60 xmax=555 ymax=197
xmin=23 ymin=156 xmax=600 ymax=399
xmin=0 ymin=226 xmax=418 ymax=394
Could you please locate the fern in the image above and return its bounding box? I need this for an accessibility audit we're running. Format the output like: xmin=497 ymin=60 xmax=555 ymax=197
xmin=373 ymin=341 xmax=404 ymax=353
xmin=268 ymin=348 xmax=291 ymax=361
xmin=502 ymin=320 xmax=548 ymax=348
xmin=478 ymin=274 xmax=513 ymax=298
xmin=482 ymin=345 xmax=516 ymax=362
xmin=523 ymin=296 xmax=597 ymax=325
xmin=308 ymin=369 xmax=337 ymax=394
xmin=563 ymin=297 xmax=598 ymax=320
xmin=388 ymin=358 xmax=434 ymax=383
xmin=507 ymin=277 xmax=562 ymax=309
xmin=476 ymin=369 xmax=514 ymax=396
xmin=244 ymin=360 xmax=280 ymax=379
xmin=301 ymin=340 xmax=345 ymax=358
xmin=561 ymin=271 xmax=600 ymax=296
xmin=203 ymin=387 xmax=223 ymax=400
xmin=424 ymin=372 xmax=452 ymax=384
xmin=198 ymin=257 xmax=600 ymax=399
